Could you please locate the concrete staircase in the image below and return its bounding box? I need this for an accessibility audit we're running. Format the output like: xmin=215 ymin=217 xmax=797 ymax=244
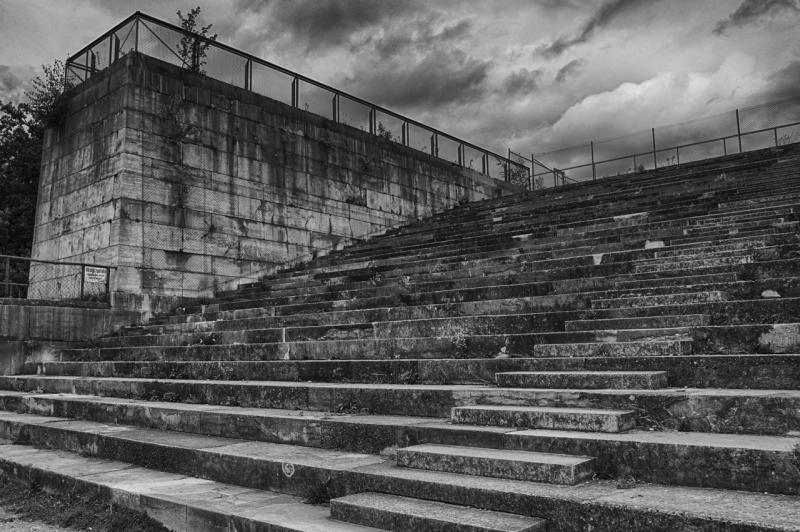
xmin=2 ymin=144 xmax=800 ymax=530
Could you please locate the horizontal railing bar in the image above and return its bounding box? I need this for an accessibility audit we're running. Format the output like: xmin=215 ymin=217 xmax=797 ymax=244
xmin=66 ymin=12 xmax=524 ymax=171
xmin=533 ymin=120 xmax=800 ymax=178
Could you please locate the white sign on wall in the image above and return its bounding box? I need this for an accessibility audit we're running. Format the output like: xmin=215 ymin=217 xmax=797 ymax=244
xmin=83 ymin=266 xmax=108 ymax=284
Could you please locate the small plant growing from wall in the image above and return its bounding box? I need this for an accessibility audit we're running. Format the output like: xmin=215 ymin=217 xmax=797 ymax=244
xmin=176 ymin=7 xmax=218 ymax=74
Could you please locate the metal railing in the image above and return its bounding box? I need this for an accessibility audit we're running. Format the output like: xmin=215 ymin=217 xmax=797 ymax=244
xmin=0 ymin=255 xmax=113 ymax=303
xmin=65 ymin=11 xmax=529 ymax=185
xmin=531 ymin=98 xmax=800 ymax=186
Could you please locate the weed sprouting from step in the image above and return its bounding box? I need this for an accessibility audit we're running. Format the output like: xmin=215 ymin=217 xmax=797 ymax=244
xmin=0 ymin=473 xmax=169 ymax=532
xmin=616 ymin=474 xmax=638 ymax=489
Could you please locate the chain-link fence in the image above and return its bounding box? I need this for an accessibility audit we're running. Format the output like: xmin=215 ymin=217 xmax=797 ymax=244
xmin=66 ymin=12 xmax=527 ymax=188
xmin=1 ymin=255 xmax=112 ymax=303
xmin=531 ymin=97 xmax=800 ymax=188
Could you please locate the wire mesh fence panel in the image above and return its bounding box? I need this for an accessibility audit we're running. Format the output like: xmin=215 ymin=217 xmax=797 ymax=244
xmin=298 ymin=80 xmax=336 ymax=121
xmin=115 ymin=19 xmax=138 ymax=57
xmin=373 ymin=111 xmax=404 ymax=144
xmin=740 ymin=97 xmax=800 ymax=132
xmin=406 ymin=123 xmax=433 ymax=154
xmin=250 ymin=63 xmax=294 ymax=106
xmin=138 ymin=20 xmax=185 ymax=68
xmin=338 ymin=95 xmax=371 ymax=132
xmin=741 ymin=129 xmax=780 ymax=152
xmin=777 ymin=123 xmax=800 ymax=146
xmin=203 ymin=45 xmax=248 ymax=88
xmin=507 ymin=151 xmax=531 ymax=189
xmin=655 ymin=111 xmax=736 ymax=151
xmin=87 ymin=35 xmax=114 ymax=75
xmin=437 ymin=136 xmax=461 ymax=165
xmin=462 ymin=145 xmax=485 ymax=174
xmin=486 ymin=153 xmax=508 ymax=181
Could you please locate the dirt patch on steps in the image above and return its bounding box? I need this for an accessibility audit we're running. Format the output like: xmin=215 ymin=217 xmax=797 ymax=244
xmin=0 ymin=474 xmax=168 ymax=532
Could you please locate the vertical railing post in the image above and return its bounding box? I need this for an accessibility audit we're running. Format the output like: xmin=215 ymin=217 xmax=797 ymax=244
xmin=80 ymin=265 xmax=86 ymax=301
xmin=723 ymin=137 xmax=727 ymax=156
xmin=3 ymin=256 xmax=9 ymax=297
xmin=458 ymin=144 xmax=464 ymax=166
xmin=244 ymin=59 xmax=252 ymax=91
xmin=108 ymin=35 xmax=113 ymax=68
xmin=651 ymin=128 xmax=657 ymax=170
xmin=291 ymin=77 xmax=299 ymax=108
xmin=676 ymin=146 xmax=680 ymax=165
xmin=331 ymin=93 xmax=337 ymax=122
xmin=368 ymin=108 xmax=376 ymax=135
xmin=553 ymin=168 xmax=557 ymax=187
xmin=105 ymin=267 xmax=111 ymax=304
xmin=430 ymin=133 xmax=438 ymax=158
xmin=774 ymin=127 xmax=779 ymax=147
xmin=133 ymin=17 xmax=139 ymax=53
xmin=590 ymin=141 xmax=596 ymax=180
xmin=736 ymin=109 xmax=742 ymax=153
xmin=482 ymin=153 xmax=488 ymax=175
xmin=402 ymin=122 xmax=408 ymax=146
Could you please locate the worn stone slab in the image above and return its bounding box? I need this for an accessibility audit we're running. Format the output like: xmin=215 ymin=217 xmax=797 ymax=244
xmin=495 ymin=371 xmax=668 ymax=389
xmin=396 ymin=443 xmax=595 ymax=485
xmin=330 ymin=492 xmax=546 ymax=532
xmin=451 ymin=405 xmax=637 ymax=433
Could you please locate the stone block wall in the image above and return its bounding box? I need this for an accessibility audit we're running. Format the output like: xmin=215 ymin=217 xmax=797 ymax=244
xmin=32 ymin=53 xmax=518 ymax=313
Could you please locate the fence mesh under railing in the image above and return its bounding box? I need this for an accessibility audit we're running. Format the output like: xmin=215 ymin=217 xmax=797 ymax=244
xmin=0 ymin=255 xmax=112 ymax=303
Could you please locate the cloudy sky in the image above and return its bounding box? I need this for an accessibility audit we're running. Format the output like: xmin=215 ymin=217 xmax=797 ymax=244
xmin=1 ymin=0 xmax=798 ymax=164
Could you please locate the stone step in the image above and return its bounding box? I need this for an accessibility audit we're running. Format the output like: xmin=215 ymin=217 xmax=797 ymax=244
xmin=26 ymin=353 xmax=800 ymax=390
xmin=330 ymin=492 xmax=546 ymax=532
xmin=531 ymin=339 xmax=693 ymax=358
xmin=565 ymin=314 xmax=710 ymax=331
xmin=8 ymin=406 xmax=800 ymax=530
xmin=4 ymin=376 xmax=799 ymax=434
xmin=0 ymin=442 xmax=384 ymax=532
xmin=395 ymin=443 xmax=595 ymax=485
xmin=495 ymin=371 xmax=668 ymax=389
xmin=633 ymin=254 xmax=756 ymax=274
xmin=613 ymin=272 xmax=739 ymax=289
xmin=451 ymin=405 xmax=637 ymax=433
xmin=591 ymin=291 xmax=729 ymax=310
xmin=1 ymin=390 xmax=797 ymax=494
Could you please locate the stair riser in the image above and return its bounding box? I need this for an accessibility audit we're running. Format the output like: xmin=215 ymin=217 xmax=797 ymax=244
xmin=451 ymin=407 xmax=636 ymax=433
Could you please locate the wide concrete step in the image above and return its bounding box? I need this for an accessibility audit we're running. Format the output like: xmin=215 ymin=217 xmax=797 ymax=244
xmin=451 ymin=405 xmax=638 ymax=433
xmin=565 ymin=314 xmax=710 ymax=331
xmin=531 ymin=339 xmax=693 ymax=357
xmin=591 ymin=291 xmax=729 ymax=309
xmin=26 ymin=353 xmax=800 ymax=390
xmin=1 ymin=390 xmax=797 ymax=494
xmin=330 ymin=492 xmax=546 ymax=532
xmin=0 ymin=442 xmax=385 ymax=532
xmin=396 ymin=443 xmax=595 ymax=485
xmin=495 ymin=371 xmax=668 ymax=389
xmin=7 ymin=406 xmax=800 ymax=530
xmin=4 ymin=376 xmax=799 ymax=434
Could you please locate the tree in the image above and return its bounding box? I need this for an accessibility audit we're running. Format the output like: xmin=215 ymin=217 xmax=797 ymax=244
xmin=176 ymin=7 xmax=218 ymax=74
xmin=0 ymin=60 xmax=70 ymax=258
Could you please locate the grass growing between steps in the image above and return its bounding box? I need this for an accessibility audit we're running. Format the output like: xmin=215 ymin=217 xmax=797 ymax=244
xmin=0 ymin=473 xmax=169 ymax=532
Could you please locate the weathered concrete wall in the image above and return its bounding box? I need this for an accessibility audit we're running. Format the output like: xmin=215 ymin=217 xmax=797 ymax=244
xmin=0 ymin=301 xmax=141 ymax=374
xmin=32 ymin=52 xmax=518 ymax=313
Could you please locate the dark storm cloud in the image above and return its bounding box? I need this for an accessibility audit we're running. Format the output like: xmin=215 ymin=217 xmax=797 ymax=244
xmin=503 ymin=68 xmax=542 ymax=96
xmin=539 ymin=0 xmax=661 ymax=58
xmin=343 ymin=50 xmax=490 ymax=108
xmin=555 ymin=59 xmax=585 ymax=83
xmin=713 ymin=0 xmax=800 ymax=34
xmin=368 ymin=18 xmax=472 ymax=60
xmin=759 ymin=60 xmax=800 ymax=102
xmin=239 ymin=0 xmax=418 ymax=51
